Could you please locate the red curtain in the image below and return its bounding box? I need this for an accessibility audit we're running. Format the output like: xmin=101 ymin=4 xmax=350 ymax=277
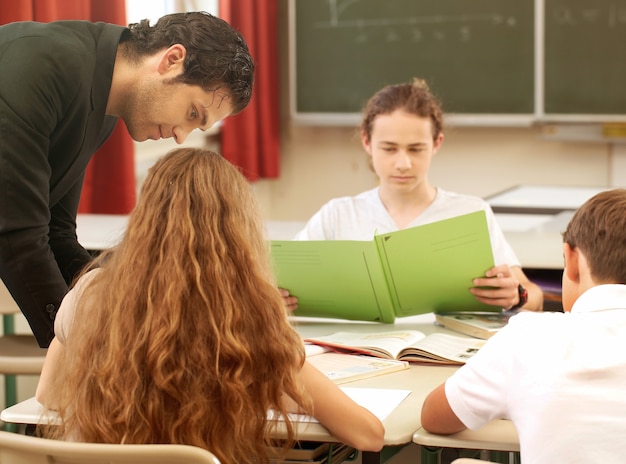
xmin=0 ymin=0 xmax=136 ymax=214
xmin=219 ymin=0 xmax=280 ymax=181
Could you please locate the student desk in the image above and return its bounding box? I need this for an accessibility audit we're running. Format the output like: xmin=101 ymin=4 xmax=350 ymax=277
xmin=1 ymin=314 xmax=467 ymax=464
xmin=76 ymin=215 xmax=307 ymax=249
xmin=76 ymin=214 xmax=128 ymax=251
xmin=77 ymin=210 xmax=565 ymax=270
xmin=490 ymin=185 xmax=609 ymax=270
xmin=486 ymin=185 xmax=608 ymax=215
xmin=413 ymin=421 xmax=519 ymax=464
xmin=495 ymin=212 xmax=569 ymax=270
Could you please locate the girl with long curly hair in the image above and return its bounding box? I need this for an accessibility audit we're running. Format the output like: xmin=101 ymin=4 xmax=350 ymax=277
xmin=36 ymin=148 xmax=383 ymax=463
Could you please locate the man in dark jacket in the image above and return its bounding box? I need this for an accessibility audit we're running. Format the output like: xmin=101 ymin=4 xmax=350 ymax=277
xmin=0 ymin=12 xmax=254 ymax=347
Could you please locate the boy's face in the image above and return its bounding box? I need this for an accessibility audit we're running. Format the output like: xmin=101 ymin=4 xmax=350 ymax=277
xmin=361 ymin=110 xmax=443 ymax=195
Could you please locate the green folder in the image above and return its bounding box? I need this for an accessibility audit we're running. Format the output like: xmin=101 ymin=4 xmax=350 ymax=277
xmin=271 ymin=210 xmax=498 ymax=323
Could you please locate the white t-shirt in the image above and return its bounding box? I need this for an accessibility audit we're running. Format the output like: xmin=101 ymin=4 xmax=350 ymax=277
xmin=295 ymin=187 xmax=520 ymax=267
xmin=445 ymin=284 xmax=626 ymax=464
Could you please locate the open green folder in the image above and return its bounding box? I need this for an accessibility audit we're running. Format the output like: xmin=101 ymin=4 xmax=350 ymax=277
xmin=270 ymin=210 xmax=498 ymax=323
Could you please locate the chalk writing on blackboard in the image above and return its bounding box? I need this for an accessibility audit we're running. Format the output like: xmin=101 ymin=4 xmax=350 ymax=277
xmin=551 ymin=4 xmax=626 ymax=27
xmin=314 ymin=0 xmax=520 ymax=44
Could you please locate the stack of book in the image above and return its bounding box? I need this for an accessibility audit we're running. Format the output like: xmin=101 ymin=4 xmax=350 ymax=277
xmin=434 ymin=311 xmax=515 ymax=339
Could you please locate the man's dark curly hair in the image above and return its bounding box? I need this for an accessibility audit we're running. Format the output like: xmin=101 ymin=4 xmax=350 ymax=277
xmin=121 ymin=11 xmax=254 ymax=114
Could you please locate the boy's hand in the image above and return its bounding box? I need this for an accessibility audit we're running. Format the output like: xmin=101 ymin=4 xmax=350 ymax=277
xmin=470 ymin=264 xmax=520 ymax=309
xmin=279 ymin=288 xmax=298 ymax=312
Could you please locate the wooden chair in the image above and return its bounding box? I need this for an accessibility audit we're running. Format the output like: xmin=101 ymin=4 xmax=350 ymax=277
xmin=451 ymin=459 xmax=495 ymax=463
xmin=0 ymin=282 xmax=46 ymax=427
xmin=0 ymin=430 xmax=221 ymax=464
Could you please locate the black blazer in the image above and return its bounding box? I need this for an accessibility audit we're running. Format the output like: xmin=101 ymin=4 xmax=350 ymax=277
xmin=0 ymin=20 xmax=126 ymax=346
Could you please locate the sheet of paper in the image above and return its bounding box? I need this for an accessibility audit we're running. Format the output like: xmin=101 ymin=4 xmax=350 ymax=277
xmin=270 ymin=387 xmax=411 ymax=424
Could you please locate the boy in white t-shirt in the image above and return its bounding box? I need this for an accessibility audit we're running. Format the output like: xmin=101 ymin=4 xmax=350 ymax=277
xmin=286 ymin=78 xmax=543 ymax=312
xmin=421 ymin=189 xmax=626 ymax=463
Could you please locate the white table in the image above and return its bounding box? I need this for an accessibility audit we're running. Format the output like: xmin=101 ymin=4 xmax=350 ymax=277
xmin=414 ymin=420 xmax=519 ymax=464
xmin=486 ymin=185 xmax=608 ymax=214
xmin=76 ymin=214 xmax=128 ymax=251
xmin=76 ymin=215 xmax=306 ymax=251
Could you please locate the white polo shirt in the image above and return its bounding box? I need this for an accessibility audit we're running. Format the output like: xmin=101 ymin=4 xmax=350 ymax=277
xmin=294 ymin=187 xmax=520 ymax=267
xmin=445 ymin=284 xmax=626 ymax=463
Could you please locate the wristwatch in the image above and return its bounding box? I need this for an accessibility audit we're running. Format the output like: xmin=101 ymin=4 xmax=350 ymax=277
xmin=510 ymin=284 xmax=528 ymax=310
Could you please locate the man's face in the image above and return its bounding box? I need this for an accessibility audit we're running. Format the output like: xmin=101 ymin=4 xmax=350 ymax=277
xmin=119 ymin=76 xmax=233 ymax=144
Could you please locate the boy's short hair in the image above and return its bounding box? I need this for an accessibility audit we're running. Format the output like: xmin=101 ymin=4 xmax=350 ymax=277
xmin=562 ymin=188 xmax=626 ymax=284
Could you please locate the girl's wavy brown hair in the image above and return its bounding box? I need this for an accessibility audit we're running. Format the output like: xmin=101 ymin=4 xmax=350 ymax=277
xmin=42 ymin=148 xmax=309 ymax=463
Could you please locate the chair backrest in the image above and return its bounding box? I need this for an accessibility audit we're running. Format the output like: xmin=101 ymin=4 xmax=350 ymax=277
xmin=0 ymin=431 xmax=221 ymax=464
xmin=0 ymin=281 xmax=20 ymax=316
xmin=451 ymin=459 xmax=495 ymax=464
xmin=0 ymin=282 xmax=46 ymax=375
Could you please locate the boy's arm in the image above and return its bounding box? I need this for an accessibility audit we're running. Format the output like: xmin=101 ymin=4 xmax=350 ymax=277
xmin=421 ymin=383 xmax=467 ymax=435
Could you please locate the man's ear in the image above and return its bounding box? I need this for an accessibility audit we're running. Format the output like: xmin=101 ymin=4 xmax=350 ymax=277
xmin=157 ymin=44 xmax=186 ymax=74
xmin=563 ymin=242 xmax=580 ymax=283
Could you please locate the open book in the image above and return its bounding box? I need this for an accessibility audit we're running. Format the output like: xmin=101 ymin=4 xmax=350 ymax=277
xmin=435 ymin=311 xmax=516 ymax=339
xmin=305 ymin=330 xmax=486 ymax=365
xmin=271 ymin=211 xmax=497 ymax=323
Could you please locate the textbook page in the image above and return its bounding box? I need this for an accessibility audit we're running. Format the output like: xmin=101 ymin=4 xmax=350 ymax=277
xmin=271 ymin=239 xmax=395 ymax=322
xmin=306 ymin=351 xmax=409 ymax=384
xmin=375 ymin=210 xmax=497 ymax=317
xmin=399 ymin=333 xmax=487 ymax=365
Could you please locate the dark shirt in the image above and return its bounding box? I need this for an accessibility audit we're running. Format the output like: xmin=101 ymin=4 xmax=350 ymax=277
xmin=0 ymin=20 xmax=126 ymax=346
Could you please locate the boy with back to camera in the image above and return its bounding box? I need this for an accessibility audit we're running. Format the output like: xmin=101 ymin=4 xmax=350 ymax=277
xmin=421 ymin=188 xmax=626 ymax=463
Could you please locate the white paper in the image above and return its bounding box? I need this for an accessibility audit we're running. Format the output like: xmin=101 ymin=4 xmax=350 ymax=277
xmin=270 ymin=387 xmax=411 ymax=424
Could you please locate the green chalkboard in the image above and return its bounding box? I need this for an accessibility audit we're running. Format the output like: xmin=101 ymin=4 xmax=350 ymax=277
xmin=292 ymin=0 xmax=535 ymax=117
xmin=544 ymin=0 xmax=626 ymax=115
